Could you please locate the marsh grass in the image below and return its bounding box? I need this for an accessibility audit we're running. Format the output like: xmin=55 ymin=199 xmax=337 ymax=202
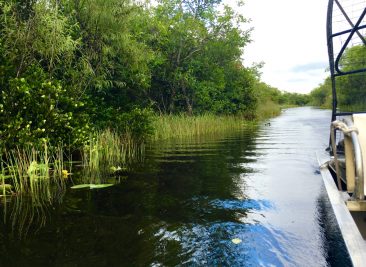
xmin=0 ymin=129 xmax=145 ymax=197
xmin=0 ymin=143 xmax=69 ymax=238
xmin=256 ymin=100 xmax=281 ymax=120
xmin=80 ymin=129 xmax=144 ymax=184
xmin=0 ymin=131 xmax=145 ymax=237
xmin=151 ymin=114 xmax=247 ymax=140
xmin=0 ymin=143 xmax=67 ymax=202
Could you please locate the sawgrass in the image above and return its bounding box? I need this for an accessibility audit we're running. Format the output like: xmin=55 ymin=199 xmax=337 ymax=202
xmin=256 ymin=100 xmax=282 ymax=120
xmin=151 ymin=114 xmax=246 ymax=140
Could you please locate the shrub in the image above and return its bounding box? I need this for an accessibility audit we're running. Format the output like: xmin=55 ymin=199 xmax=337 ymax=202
xmin=0 ymin=66 xmax=90 ymax=148
xmin=116 ymin=108 xmax=155 ymax=142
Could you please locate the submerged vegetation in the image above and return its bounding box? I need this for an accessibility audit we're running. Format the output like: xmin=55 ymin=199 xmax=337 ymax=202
xmin=1 ymin=143 xmax=66 ymax=198
xmin=80 ymin=129 xmax=143 ymax=184
xmin=0 ymin=130 xmax=143 ymax=200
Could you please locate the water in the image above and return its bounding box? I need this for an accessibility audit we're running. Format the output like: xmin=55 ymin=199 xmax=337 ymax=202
xmin=0 ymin=107 xmax=351 ymax=266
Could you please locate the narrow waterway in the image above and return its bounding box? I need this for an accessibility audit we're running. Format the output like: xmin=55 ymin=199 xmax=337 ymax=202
xmin=0 ymin=107 xmax=351 ymax=266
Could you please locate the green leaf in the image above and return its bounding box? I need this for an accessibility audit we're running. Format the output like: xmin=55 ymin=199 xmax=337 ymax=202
xmin=89 ymin=184 xmax=114 ymax=189
xmin=70 ymin=184 xmax=114 ymax=189
xmin=70 ymin=184 xmax=91 ymax=189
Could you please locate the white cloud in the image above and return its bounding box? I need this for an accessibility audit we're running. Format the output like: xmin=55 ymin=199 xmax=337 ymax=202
xmin=239 ymin=0 xmax=330 ymax=93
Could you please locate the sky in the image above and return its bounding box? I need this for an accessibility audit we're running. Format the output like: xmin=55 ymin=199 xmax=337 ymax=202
xmin=238 ymin=0 xmax=330 ymax=94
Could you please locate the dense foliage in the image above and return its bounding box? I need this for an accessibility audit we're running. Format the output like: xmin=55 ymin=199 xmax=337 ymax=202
xmin=141 ymin=0 xmax=257 ymax=116
xmin=309 ymin=77 xmax=332 ymax=108
xmin=0 ymin=0 xmax=304 ymax=148
xmin=254 ymin=81 xmax=309 ymax=118
xmin=309 ymin=43 xmax=366 ymax=110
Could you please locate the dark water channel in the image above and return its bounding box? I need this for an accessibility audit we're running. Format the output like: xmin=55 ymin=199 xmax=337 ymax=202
xmin=0 ymin=107 xmax=352 ymax=266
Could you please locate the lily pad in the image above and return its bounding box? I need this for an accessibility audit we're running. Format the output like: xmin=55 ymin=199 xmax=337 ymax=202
xmin=90 ymin=184 xmax=114 ymax=189
xmin=70 ymin=184 xmax=114 ymax=190
xmin=70 ymin=184 xmax=92 ymax=189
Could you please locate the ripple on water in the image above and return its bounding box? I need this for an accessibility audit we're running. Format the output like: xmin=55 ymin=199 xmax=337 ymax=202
xmin=152 ymin=222 xmax=300 ymax=266
xmin=0 ymin=107 xmax=349 ymax=267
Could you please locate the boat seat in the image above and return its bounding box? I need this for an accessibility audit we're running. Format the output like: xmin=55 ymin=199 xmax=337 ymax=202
xmin=352 ymin=114 xmax=366 ymax=195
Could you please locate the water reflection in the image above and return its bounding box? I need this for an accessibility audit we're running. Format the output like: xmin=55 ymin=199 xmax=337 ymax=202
xmin=142 ymin=107 xmax=349 ymax=266
xmin=0 ymin=107 xmax=352 ymax=266
xmin=0 ymin=189 xmax=65 ymax=239
xmin=210 ymin=198 xmax=274 ymax=211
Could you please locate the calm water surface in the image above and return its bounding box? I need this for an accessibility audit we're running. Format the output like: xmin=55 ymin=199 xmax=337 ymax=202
xmin=0 ymin=107 xmax=351 ymax=266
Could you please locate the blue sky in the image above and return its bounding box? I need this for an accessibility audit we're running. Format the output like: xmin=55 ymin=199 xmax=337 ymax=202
xmin=239 ymin=0 xmax=329 ymax=94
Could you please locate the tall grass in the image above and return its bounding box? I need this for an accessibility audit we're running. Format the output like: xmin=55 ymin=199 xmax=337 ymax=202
xmin=151 ymin=113 xmax=247 ymax=140
xmin=339 ymin=103 xmax=366 ymax=112
xmin=256 ymin=100 xmax=281 ymax=120
xmin=0 ymin=129 xmax=145 ymax=197
xmin=0 ymin=143 xmax=66 ymax=202
xmin=80 ymin=129 xmax=144 ymax=184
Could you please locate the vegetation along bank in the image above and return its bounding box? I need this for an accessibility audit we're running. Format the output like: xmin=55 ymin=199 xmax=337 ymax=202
xmin=0 ymin=0 xmax=311 ymax=197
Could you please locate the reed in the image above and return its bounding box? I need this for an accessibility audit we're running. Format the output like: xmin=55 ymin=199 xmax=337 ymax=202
xmin=0 ymin=142 xmax=66 ymax=201
xmin=0 ymin=147 xmax=68 ymax=238
xmin=80 ymin=129 xmax=144 ymax=184
xmin=151 ymin=113 xmax=246 ymax=140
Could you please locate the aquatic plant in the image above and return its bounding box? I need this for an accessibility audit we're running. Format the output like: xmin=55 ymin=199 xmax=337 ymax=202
xmin=80 ymin=129 xmax=143 ymax=185
xmin=0 ymin=142 xmax=67 ymax=200
xmin=151 ymin=114 xmax=246 ymax=140
xmin=70 ymin=184 xmax=114 ymax=189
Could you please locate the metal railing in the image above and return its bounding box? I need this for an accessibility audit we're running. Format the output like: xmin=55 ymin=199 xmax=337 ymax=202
xmin=331 ymin=119 xmax=364 ymax=200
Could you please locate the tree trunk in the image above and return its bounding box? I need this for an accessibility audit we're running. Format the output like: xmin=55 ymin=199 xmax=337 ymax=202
xmin=181 ymin=84 xmax=193 ymax=115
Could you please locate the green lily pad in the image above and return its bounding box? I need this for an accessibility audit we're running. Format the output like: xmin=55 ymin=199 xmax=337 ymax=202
xmin=70 ymin=184 xmax=92 ymax=189
xmin=71 ymin=184 xmax=114 ymax=190
xmin=90 ymin=184 xmax=114 ymax=189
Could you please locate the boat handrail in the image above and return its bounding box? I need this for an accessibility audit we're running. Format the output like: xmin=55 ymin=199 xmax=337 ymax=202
xmin=331 ymin=119 xmax=364 ymax=200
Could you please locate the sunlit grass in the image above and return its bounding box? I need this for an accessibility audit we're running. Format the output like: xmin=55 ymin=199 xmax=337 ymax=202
xmin=0 ymin=142 xmax=66 ymax=202
xmin=256 ymin=100 xmax=281 ymax=120
xmin=80 ymin=129 xmax=143 ymax=184
xmin=151 ymin=113 xmax=247 ymax=140
xmin=0 ymin=129 xmax=145 ymax=199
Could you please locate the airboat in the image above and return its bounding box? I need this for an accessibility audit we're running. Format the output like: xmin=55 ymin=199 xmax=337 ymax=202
xmin=318 ymin=0 xmax=366 ymax=265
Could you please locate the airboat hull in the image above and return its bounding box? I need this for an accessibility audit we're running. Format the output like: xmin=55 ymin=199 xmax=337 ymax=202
xmin=318 ymin=154 xmax=366 ymax=267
